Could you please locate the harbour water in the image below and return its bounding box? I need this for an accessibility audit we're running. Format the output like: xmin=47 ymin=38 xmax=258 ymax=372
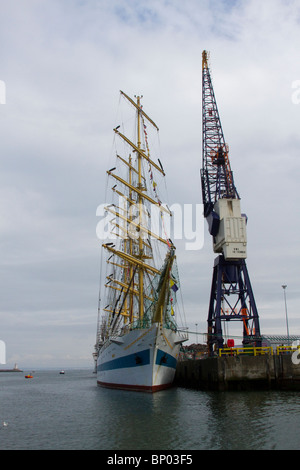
xmin=0 ymin=369 xmax=300 ymax=450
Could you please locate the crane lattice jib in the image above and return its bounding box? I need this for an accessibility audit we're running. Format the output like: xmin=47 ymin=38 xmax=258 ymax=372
xmin=201 ymin=51 xmax=238 ymax=217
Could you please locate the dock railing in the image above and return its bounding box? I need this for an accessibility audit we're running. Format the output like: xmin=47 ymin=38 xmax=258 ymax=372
xmin=219 ymin=346 xmax=273 ymax=357
xmin=276 ymin=345 xmax=300 ymax=355
xmin=219 ymin=345 xmax=300 ymax=357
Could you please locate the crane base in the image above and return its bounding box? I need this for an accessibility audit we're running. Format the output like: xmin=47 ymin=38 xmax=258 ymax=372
xmin=207 ymin=255 xmax=261 ymax=356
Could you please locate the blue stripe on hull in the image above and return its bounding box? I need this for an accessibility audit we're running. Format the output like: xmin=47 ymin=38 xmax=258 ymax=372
xmin=98 ymin=348 xmax=177 ymax=373
xmin=155 ymin=349 xmax=177 ymax=369
xmin=98 ymin=348 xmax=150 ymax=372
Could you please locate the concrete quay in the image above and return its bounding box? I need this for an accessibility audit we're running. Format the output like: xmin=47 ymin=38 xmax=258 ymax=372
xmin=174 ymin=355 xmax=300 ymax=391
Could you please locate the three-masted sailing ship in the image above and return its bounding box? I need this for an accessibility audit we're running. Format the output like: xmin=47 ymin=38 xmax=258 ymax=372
xmin=94 ymin=91 xmax=188 ymax=392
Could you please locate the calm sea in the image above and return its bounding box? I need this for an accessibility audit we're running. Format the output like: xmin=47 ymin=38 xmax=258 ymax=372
xmin=0 ymin=369 xmax=300 ymax=451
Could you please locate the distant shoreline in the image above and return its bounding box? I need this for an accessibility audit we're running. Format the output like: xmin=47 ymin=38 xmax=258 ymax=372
xmin=0 ymin=369 xmax=23 ymax=373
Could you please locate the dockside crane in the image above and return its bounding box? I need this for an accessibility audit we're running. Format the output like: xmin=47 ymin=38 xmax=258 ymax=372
xmin=201 ymin=51 xmax=261 ymax=355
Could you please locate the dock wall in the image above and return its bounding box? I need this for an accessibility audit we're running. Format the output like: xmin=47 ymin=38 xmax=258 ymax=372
xmin=174 ymin=355 xmax=300 ymax=391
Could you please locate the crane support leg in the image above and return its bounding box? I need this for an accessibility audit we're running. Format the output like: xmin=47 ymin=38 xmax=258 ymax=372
xmin=207 ymin=255 xmax=261 ymax=356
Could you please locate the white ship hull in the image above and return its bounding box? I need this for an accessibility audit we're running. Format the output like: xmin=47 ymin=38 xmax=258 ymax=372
xmin=97 ymin=323 xmax=185 ymax=392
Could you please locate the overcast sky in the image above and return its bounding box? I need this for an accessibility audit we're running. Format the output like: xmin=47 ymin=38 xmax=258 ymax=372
xmin=0 ymin=0 xmax=300 ymax=368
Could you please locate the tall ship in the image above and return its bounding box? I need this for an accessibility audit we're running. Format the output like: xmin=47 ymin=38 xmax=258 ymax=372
xmin=94 ymin=91 xmax=188 ymax=392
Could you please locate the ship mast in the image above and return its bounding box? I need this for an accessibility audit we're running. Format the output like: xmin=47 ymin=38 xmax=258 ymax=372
xmin=103 ymin=91 xmax=172 ymax=330
xmin=136 ymin=95 xmax=144 ymax=322
xmin=128 ymin=155 xmax=134 ymax=323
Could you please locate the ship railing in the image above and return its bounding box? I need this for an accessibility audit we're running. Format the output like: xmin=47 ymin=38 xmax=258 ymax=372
xmin=177 ymin=327 xmax=189 ymax=342
xmin=129 ymin=318 xmax=152 ymax=330
xmin=219 ymin=346 xmax=273 ymax=357
xmin=128 ymin=317 xmax=184 ymax=332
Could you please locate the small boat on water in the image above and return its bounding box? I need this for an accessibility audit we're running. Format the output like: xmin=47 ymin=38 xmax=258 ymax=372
xmin=59 ymin=370 xmax=65 ymax=374
xmin=25 ymin=374 xmax=33 ymax=379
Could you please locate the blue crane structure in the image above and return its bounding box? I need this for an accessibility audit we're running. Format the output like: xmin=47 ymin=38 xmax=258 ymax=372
xmin=201 ymin=51 xmax=261 ymax=355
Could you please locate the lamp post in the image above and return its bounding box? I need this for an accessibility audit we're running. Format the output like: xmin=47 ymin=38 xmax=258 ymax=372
xmin=282 ymin=285 xmax=289 ymax=345
xmin=195 ymin=323 xmax=198 ymax=345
